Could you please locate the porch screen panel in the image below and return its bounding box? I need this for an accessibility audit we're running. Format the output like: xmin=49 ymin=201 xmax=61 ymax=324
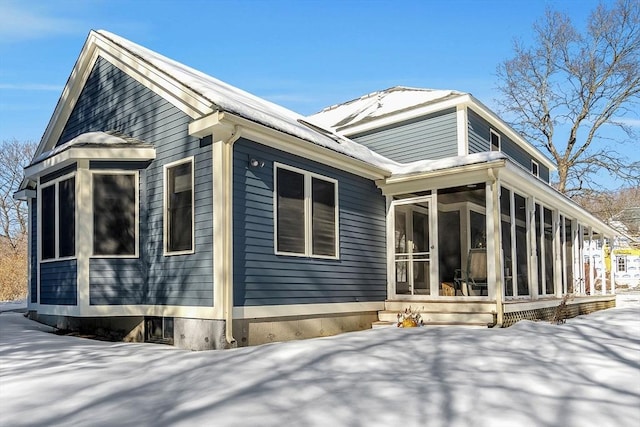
xmin=500 ymin=187 xmax=513 ymax=296
xmin=93 ymin=174 xmax=136 ymax=256
xmin=544 ymin=208 xmax=554 ymax=294
xmin=311 ymin=177 xmax=336 ymax=257
xmin=276 ymin=168 xmax=305 ymax=254
xmin=564 ymin=217 xmax=573 ymax=293
xmin=535 ymin=204 xmax=543 ymax=294
xmin=41 ymin=185 xmax=56 ymax=260
xmin=514 ymin=193 xmax=529 ymax=295
xmin=412 ymin=211 xmax=430 ymax=294
xmin=395 ymin=210 xmax=408 ymax=289
xmin=58 ymin=177 xmax=75 ymax=258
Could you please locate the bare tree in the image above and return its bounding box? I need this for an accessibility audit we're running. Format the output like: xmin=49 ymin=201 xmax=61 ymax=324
xmin=0 ymin=139 xmax=36 ymax=249
xmin=496 ymin=0 xmax=640 ymax=196
xmin=574 ymin=187 xmax=640 ymax=237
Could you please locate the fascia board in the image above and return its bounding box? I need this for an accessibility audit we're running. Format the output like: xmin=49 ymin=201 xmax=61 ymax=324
xmin=465 ymin=96 xmax=557 ymax=171
xmin=377 ymin=159 xmax=506 ymax=196
xmin=337 ymin=94 xmax=470 ymax=137
xmin=24 ymin=147 xmax=156 ymax=179
xmin=35 ymin=31 xmax=214 ymax=162
xmin=93 ymin=35 xmax=213 ymax=118
xmin=13 ymin=189 xmax=36 ymax=201
xmin=218 ymin=112 xmax=391 ymax=180
xmin=36 ymin=32 xmax=101 ymax=160
xmin=501 ymin=162 xmax=619 ymax=236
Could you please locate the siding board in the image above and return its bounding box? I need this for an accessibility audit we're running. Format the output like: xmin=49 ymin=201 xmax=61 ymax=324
xmin=30 ymin=200 xmax=38 ymax=303
xmin=40 ymin=260 xmax=77 ymax=305
xmin=351 ymin=109 xmax=458 ymax=162
xmin=233 ymin=138 xmax=387 ymax=306
xmin=468 ymin=109 xmax=550 ymax=181
xmin=57 ymin=56 xmax=214 ymax=307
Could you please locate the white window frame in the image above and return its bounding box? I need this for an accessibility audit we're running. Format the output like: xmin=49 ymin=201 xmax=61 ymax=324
xmin=163 ymin=157 xmax=195 ymax=256
xmin=273 ymin=162 xmax=339 ymax=259
xmin=617 ymin=256 xmax=627 ymax=273
xmin=531 ymin=160 xmax=540 ymax=177
xmin=90 ymin=170 xmax=140 ymax=259
xmin=490 ymin=129 xmax=501 ymax=151
xmin=38 ymin=172 xmax=77 ymax=263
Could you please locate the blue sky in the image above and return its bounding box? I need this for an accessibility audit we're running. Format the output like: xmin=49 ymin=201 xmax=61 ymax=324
xmin=0 ymin=0 xmax=633 ymax=188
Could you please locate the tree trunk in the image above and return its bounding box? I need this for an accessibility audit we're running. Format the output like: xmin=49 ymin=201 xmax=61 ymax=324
xmin=556 ymin=163 xmax=569 ymax=194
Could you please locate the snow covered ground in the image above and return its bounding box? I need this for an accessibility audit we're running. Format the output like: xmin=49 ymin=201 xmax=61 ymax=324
xmin=1 ymin=303 xmax=639 ymax=427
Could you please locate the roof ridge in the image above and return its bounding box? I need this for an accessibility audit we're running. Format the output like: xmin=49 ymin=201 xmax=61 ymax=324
xmin=313 ymin=86 xmax=458 ymax=115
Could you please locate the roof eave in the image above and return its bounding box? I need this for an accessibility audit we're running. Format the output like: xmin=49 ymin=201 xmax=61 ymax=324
xmin=464 ymin=95 xmax=556 ymax=172
xmin=189 ymin=111 xmax=391 ymax=180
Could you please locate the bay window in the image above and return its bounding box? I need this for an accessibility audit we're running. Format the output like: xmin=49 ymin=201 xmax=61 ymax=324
xmin=40 ymin=175 xmax=75 ymax=260
xmin=92 ymin=173 xmax=137 ymax=256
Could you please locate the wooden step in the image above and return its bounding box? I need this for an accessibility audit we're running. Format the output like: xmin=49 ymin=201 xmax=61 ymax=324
xmin=378 ymin=310 xmax=495 ymax=326
xmin=371 ymin=321 xmax=396 ymax=329
xmin=385 ymin=300 xmax=496 ymax=313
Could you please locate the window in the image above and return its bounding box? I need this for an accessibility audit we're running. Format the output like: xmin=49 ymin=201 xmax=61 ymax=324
xmin=93 ymin=173 xmax=137 ymax=256
xmin=164 ymin=158 xmax=194 ymax=254
xmin=531 ymin=160 xmax=539 ymax=177
xmin=145 ymin=317 xmax=174 ymax=344
xmin=275 ymin=164 xmax=338 ymax=258
xmin=617 ymin=256 xmax=627 ymax=273
xmin=40 ymin=176 xmax=75 ymax=260
xmin=490 ymin=129 xmax=501 ymax=151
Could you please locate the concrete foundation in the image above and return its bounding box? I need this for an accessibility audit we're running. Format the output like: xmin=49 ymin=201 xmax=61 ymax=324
xmin=232 ymin=311 xmax=379 ymax=347
xmin=173 ymin=318 xmax=227 ymax=350
xmin=29 ymin=313 xmax=145 ymax=342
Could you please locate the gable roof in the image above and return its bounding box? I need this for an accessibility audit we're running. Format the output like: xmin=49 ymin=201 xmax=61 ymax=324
xmin=31 ymin=30 xmax=554 ymax=183
xmin=308 ymin=86 xmax=556 ymax=172
xmin=32 ymin=30 xmax=397 ymax=178
xmin=308 ymin=86 xmax=465 ymax=132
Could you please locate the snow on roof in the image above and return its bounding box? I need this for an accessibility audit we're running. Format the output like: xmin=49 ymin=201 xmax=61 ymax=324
xmin=307 ymin=86 xmax=465 ymax=132
xmin=97 ymin=30 xmax=396 ymax=173
xmin=31 ymin=131 xmax=149 ymax=165
xmin=390 ymin=151 xmax=507 ymax=177
xmin=92 ymin=32 xmax=510 ymax=177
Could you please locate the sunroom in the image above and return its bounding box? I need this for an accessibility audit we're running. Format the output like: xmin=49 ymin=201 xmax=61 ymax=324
xmin=378 ymin=152 xmax=618 ymax=326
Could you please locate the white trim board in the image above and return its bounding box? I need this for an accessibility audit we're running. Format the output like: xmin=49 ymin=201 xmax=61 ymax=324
xmin=233 ymin=301 xmax=385 ymax=319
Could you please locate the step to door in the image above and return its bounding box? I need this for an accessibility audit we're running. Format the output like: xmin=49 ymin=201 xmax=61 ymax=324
xmin=378 ymin=310 xmax=495 ymax=325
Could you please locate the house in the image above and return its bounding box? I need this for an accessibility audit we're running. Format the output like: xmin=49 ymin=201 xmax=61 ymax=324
xmin=15 ymin=30 xmax=618 ymax=350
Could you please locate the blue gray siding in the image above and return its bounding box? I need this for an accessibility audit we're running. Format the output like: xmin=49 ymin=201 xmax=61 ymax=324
xmin=233 ymin=138 xmax=387 ymax=306
xmin=351 ymin=108 xmax=458 ymax=162
xmin=57 ymin=56 xmax=213 ymax=307
xmin=468 ymin=109 xmax=550 ymax=181
xmin=30 ymin=199 xmax=37 ymax=303
xmin=40 ymin=260 xmax=77 ymax=305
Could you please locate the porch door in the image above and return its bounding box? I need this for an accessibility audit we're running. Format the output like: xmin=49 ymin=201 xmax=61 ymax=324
xmin=394 ymin=203 xmax=432 ymax=296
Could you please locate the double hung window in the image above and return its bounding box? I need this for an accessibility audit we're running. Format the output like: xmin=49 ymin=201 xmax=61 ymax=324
xmin=490 ymin=129 xmax=501 ymax=151
xmin=41 ymin=176 xmax=76 ymax=260
xmin=164 ymin=158 xmax=194 ymax=254
xmin=275 ymin=164 xmax=338 ymax=258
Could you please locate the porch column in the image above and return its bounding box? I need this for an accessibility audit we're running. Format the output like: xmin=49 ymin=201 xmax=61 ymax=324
xmin=76 ymin=159 xmax=91 ymax=315
xmin=553 ymin=210 xmax=563 ymax=298
xmin=588 ymin=227 xmax=595 ymax=295
xmin=601 ymin=235 xmax=607 ymax=295
xmin=385 ymin=195 xmax=395 ymax=299
xmin=486 ymin=170 xmax=503 ymax=324
xmin=528 ymin=196 xmax=538 ymax=300
xmin=573 ymin=221 xmax=581 ymax=294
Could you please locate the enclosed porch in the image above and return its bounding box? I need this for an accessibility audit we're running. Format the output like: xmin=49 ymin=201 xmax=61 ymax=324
xmin=377 ymin=154 xmax=618 ymax=327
